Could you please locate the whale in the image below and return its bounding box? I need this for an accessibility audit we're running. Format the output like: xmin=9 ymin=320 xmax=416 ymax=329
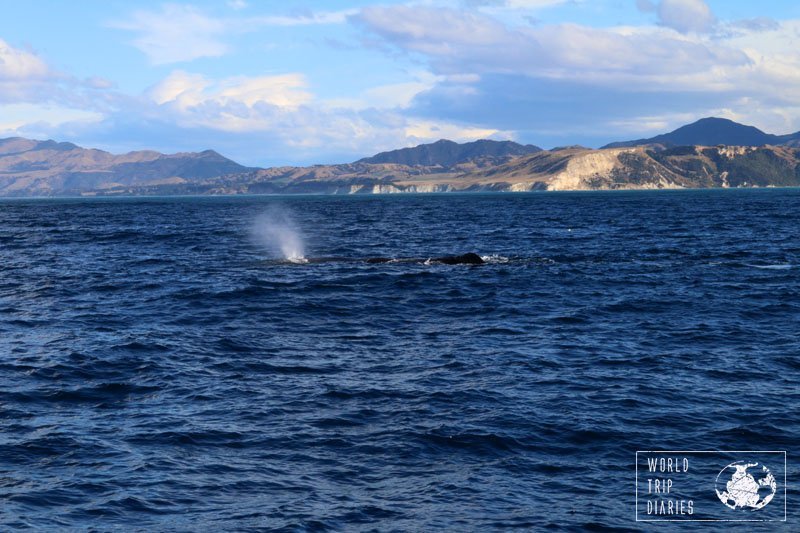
xmin=270 ymin=253 xmax=486 ymax=266
xmin=431 ymin=253 xmax=485 ymax=265
xmin=367 ymin=253 xmax=484 ymax=265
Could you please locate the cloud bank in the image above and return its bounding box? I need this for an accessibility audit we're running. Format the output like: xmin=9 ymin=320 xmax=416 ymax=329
xmin=3 ymin=1 xmax=800 ymax=164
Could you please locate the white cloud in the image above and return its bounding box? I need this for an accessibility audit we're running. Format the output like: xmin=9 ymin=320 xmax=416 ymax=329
xmin=9 ymin=0 xmax=800 ymax=164
xmin=0 ymin=44 xmax=111 ymax=140
xmin=111 ymin=4 xmax=357 ymax=65
xmin=323 ymin=72 xmax=443 ymax=111
xmin=466 ymin=0 xmax=570 ymax=8
xmin=355 ymin=6 xmax=747 ymax=89
xmin=504 ymin=0 xmax=572 ymax=7
xmin=215 ymin=75 xmax=312 ymax=108
xmin=0 ymin=103 xmax=102 ymax=136
xmin=110 ymin=4 xmax=229 ymax=64
xmin=147 ymin=71 xmax=207 ymax=106
xmin=363 ymin=79 xmax=438 ymax=109
xmin=608 ymin=112 xmax=700 ymax=133
xmin=0 ymin=39 xmax=55 ymax=103
xmin=636 ymin=0 xmax=656 ymax=13
xmin=121 ymin=69 xmax=517 ymax=163
xmin=0 ymin=32 xmax=516 ymax=165
xmin=0 ymin=38 xmax=116 ymax=115
xmin=0 ymin=39 xmax=50 ymax=80
xmin=404 ymin=119 xmax=510 ymax=143
xmin=147 ymin=70 xmax=313 ymax=131
xmin=657 ymin=0 xmax=715 ymax=34
xmin=354 ymin=5 xmax=800 ymax=144
xmin=637 ymin=1 xmax=716 ymax=33
xmin=247 ymin=10 xmax=358 ymax=27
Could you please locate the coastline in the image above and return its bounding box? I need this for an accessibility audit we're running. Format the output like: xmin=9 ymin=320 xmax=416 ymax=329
xmin=1 ymin=184 xmax=798 ymax=201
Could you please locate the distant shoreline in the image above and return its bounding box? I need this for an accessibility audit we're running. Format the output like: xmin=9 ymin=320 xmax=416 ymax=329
xmin=4 ymin=118 xmax=800 ymax=196
xmin=3 ymin=186 xmax=799 ymax=201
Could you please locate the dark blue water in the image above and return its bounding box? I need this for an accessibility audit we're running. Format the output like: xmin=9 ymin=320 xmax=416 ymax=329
xmin=1 ymin=190 xmax=798 ymax=530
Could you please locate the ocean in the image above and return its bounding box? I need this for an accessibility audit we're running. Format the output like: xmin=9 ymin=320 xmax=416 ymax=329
xmin=1 ymin=190 xmax=798 ymax=530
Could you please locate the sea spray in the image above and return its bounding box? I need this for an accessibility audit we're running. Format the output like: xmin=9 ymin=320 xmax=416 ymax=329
xmin=252 ymin=207 xmax=307 ymax=262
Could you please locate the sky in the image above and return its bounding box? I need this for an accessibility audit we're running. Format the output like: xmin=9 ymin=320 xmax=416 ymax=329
xmin=2 ymin=0 xmax=800 ymax=166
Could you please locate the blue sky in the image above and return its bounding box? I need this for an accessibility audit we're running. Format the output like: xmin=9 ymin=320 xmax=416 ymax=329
xmin=1 ymin=0 xmax=799 ymax=165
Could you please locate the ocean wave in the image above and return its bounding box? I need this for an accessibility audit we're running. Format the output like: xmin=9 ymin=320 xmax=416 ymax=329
xmin=480 ymin=254 xmax=511 ymax=264
xmin=2 ymin=191 xmax=799 ymax=531
xmin=745 ymin=263 xmax=794 ymax=270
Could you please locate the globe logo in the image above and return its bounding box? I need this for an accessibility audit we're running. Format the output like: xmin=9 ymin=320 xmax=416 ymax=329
xmin=715 ymin=461 xmax=777 ymax=510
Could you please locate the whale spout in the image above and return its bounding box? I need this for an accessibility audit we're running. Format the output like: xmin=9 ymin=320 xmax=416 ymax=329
xmin=433 ymin=253 xmax=484 ymax=265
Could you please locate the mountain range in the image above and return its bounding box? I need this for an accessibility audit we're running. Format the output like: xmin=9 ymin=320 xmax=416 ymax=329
xmin=357 ymin=138 xmax=542 ymax=166
xmin=0 ymin=137 xmax=249 ymax=196
xmin=2 ymin=117 xmax=800 ymax=196
xmin=603 ymin=117 xmax=800 ymax=149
